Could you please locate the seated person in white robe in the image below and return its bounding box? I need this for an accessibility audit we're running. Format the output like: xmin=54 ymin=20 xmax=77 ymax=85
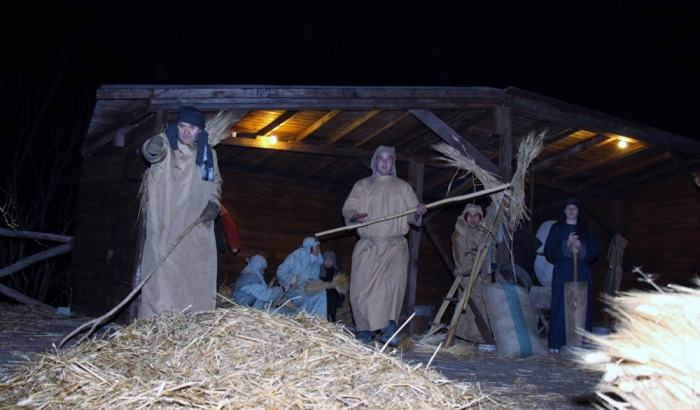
xmin=232 ymin=255 xmax=297 ymax=313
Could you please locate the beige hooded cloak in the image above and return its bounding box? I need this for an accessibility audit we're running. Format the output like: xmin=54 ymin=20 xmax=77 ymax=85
xmin=451 ymin=203 xmax=495 ymax=343
xmin=342 ymin=146 xmax=421 ymax=332
xmin=138 ymin=132 xmax=222 ymax=318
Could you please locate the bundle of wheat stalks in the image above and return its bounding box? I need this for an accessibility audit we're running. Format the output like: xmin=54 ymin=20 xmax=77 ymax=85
xmin=432 ymin=130 xmax=544 ymax=234
xmin=0 ymin=306 xmax=498 ymax=408
xmin=409 ymin=325 xmax=478 ymax=358
xmin=579 ymin=277 xmax=700 ymax=409
xmin=305 ymin=271 xmax=350 ymax=296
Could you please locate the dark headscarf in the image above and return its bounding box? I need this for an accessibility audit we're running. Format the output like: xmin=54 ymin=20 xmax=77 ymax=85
xmin=558 ymin=197 xmax=590 ymax=240
xmin=164 ymin=105 xmax=216 ymax=182
xmin=320 ymin=251 xmax=337 ymax=282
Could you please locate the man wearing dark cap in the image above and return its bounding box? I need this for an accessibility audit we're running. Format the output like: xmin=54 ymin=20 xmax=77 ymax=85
xmin=138 ymin=105 xmax=222 ymax=318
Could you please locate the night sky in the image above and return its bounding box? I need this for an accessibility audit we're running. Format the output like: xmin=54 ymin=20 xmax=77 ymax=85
xmin=3 ymin=1 xmax=698 ymax=137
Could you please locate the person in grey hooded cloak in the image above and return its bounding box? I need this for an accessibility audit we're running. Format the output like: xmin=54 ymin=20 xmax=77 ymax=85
xmin=276 ymin=237 xmax=327 ymax=319
xmin=232 ymin=255 xmax=298 ymax=312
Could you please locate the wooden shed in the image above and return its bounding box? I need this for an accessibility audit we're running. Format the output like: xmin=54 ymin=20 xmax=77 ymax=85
xmin=72 ymin=85 xmax=700 ymax=326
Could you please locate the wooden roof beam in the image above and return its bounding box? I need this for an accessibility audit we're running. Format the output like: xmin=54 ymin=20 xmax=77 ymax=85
xmin=606 ymin=161 xmax=680 ymax=190
xmin=506 ymin=87 xmax=700 ymax=157
xmin=555 ymin=144 xmax=647 ymax=181
xmin=397 ymin=110 xmax=465 ymax=151
xmin=218 ymin=136 xmax=443 ymax=167
xmin=585 ymin=152 xmax=671 ymax=186
xmin=531 ymin=135 xmax=611 ymax=173
xmin=669 ymin=152 xmax=700 ymax=196
xmin=324 ymin=110 xmax=381 ymax=144
xmin=233 ymin=110 xmax=301 ymax=138
xmin=100 ymin=85 xmax=505 ymax=106
xmin=353 ymin=112 xmax=411 ymax=148
xmin=402 ymin=110 xmax=492 ymax=155
xmin=291 ymin=110 xmax=342 ymax=142
xmin=534 ymin=175 xmax=614 ymax=200
xmin=409 ymin=109 xmax=499 ymax=174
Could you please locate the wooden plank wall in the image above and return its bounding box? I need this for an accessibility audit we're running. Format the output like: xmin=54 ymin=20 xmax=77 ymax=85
xmin=218 ymin=168 xmax=456 ymax=311
xmin=218 ymin=169 xmax=355 ymax=288
xmin=619 ymin=173 xmax=700 ymax=289
xmin=70 ymin=145 xmax=132 ymax=318
xmin=70 ymin=118 xmax=156 ymax=320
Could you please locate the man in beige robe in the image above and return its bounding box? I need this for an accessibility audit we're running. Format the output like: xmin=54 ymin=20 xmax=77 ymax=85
xmin=451 ymin=203 xmax=495 ymax=343
xmin=342 ymin=146 xmax=427 ymax=346
xmin=138 ymin=105 xmax=222 ymax=318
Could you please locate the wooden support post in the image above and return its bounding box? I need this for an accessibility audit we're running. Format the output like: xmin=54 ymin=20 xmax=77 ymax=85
xmin=494 ymin=104 xmax=512 ymax=264
xmin=670 ymin=151 xmax=700 ymax=197
xmin=404 ymin=161 xmax=424 ymax=334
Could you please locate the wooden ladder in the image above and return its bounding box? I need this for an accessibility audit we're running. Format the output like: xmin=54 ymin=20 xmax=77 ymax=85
xmin=427 ymin=199 xmax=509 ymax=347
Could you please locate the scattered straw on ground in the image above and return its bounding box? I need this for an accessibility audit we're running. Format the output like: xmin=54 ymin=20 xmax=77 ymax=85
xmin=0 ymin=306 xmax=500 ymax=409
xmin=578 ymin=276 xmax=700 ymax=409
xmin=408 ymin=326 xmax=479 ymax=359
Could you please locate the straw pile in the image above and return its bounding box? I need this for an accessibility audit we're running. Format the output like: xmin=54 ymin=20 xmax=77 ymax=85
xmin=578 ymin=277 xmax=700 ymax=409
xmin=305 ymin=272 xmax=350 ymax=296
xmin=0 ymin=306 xmax=496 ymax=409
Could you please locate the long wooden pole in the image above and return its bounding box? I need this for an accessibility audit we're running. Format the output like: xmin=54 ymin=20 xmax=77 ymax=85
xmin=59 ymin=216 xmax=204 ymax=348
xmin=315 ymin=183 xmax=511 ymax=237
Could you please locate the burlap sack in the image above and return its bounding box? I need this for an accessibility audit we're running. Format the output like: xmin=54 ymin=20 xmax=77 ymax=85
xmin=483 ymin=282 xmax=548 ymax=358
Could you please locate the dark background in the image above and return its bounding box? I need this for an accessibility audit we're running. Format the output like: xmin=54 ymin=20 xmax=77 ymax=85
xmin=2 ymin=1 xmax=698 ymax=137
xmin=0 ymin=1 xmax=697 ymax=306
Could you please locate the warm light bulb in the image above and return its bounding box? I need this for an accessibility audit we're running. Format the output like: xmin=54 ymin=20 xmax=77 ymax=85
xmin=618 ymin=140 xmax=627 ymax=148
xmin=269 ymin=135 xmax=277 ymax=144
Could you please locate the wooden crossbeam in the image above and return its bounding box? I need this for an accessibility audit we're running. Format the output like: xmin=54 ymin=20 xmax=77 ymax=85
xmin=409 ymin=109 xmax=499 ymax=174
xmin=324 ymin=110 xmax=381 ymax=145
xmin=292 ymin=110 xmax=342 ymax=142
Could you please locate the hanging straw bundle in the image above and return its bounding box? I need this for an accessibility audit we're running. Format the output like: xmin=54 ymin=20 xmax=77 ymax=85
xmin=0 ymin=307 xmax=497 ymax=408
xmin=431 ymin=130 xmax=544 ymax=234
xmin=433 ymin=131 xmax=545 ymax=240
xmin=578 ymin=273 xmax=700 ymax=409
xmin=305 ymin=272 xmax=350 ymax=296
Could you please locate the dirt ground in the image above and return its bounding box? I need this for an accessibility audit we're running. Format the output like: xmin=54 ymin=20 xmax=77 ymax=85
xmin=0 ymin=302 xmax=602 ymax=408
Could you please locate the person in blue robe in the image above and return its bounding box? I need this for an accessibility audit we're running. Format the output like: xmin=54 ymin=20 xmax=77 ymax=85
xmin=544 ymin=197 xmax=600 ymax=351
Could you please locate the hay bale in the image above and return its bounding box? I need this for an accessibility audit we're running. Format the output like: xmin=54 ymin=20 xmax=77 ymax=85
xmin=0 ymin=306 xmax=496 ymax=408
xmin=578 ymin=279 xmax=700 ymax=409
